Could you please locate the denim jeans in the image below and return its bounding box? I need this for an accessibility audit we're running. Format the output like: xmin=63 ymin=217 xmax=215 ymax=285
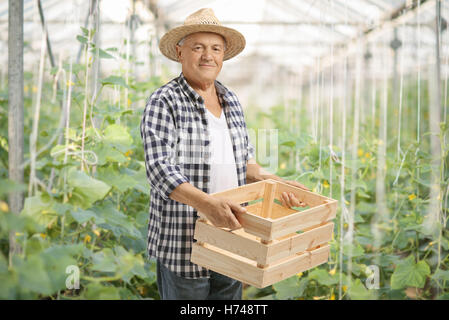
xmin=156 ymin=259 xmax=242 ymax=300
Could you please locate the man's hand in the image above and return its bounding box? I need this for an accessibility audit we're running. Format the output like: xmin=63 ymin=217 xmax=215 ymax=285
xmin=196 ymin=196 xmax=245 ymax=230
xmin=280 ymin=180 xmax=310 ymax=208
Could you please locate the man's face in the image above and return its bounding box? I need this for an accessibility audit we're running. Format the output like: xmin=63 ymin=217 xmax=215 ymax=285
xmin=176 ymin=32 xmax=226 ymax=85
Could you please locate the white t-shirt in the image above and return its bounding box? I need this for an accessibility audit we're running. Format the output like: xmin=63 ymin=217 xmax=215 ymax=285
xmin=206 ymin=108 xmax=239 ymax=194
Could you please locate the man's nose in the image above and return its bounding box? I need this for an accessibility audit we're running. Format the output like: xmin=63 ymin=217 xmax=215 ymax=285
xmin=201 ymin=47 xmax=213 ymax=60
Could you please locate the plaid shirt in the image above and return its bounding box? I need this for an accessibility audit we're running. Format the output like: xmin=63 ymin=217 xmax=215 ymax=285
xmin=140 ymin=72 xmax=255 ymax=279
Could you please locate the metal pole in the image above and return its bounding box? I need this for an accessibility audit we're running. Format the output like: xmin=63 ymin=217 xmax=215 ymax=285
xmin=8 ymin=0 xmax=24 ymax=264
xmin=37 ymin=0 xmax=55 ymax=68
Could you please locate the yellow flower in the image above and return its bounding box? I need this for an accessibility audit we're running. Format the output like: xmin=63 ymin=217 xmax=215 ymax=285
xmin=84 ymin=234 xmax=92 ymax=244
xmin=329 ymin=294 xmax=336 ymax=300
xmin=323 ymin=180 xmax=329 ymax=188
xmin=137 ymin=286 xmax=146 ymax=295
xmin=408 ymin=194 xmax=416 ymax=201
xmin=342 ymin=285 xmax=348 ymax=292
xmin=280 ymin=163 xmax=286 ymax=170
xmin=128 ymin=99 xmax=132 ymax=106
xmin=329 ymin=268 xmax=336 ymax=276
xmin=296 ymin=272 xmax=303 ymax=278
xmin=15 ymin=232 xmax=23 ymax=237
xmin=40 ymin=233 xmax=47 ymax=239
xmin=66 ymin=81 xmax=75 ymax=87
xmin=93 ymin=229 xmax=100 ymax=237
xmin=357 ymin=149 xmax=364 ymax=157
xmin=0 ymin=201 xmax=9 ymax=212
xmin=124 ymin=150 xmax=133 ymax=157
xmin=365 ymin=152 xmax=371 ymax=158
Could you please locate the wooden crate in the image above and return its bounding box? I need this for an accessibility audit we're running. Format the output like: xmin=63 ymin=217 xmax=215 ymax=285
xmin=190 ymin=179 xmax=337 ymax=289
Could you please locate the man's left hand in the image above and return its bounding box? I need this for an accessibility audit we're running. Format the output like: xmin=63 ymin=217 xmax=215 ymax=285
xmin=279 ymin=180 xmax=309 ymax=208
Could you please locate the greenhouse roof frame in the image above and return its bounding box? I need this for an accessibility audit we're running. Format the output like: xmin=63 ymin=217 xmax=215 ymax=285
xmin=0 ymin=0 xmax=447 ymax=76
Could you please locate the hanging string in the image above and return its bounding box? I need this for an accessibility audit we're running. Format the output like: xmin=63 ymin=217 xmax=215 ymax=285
xmin=339 ymin=53 xmax=348 ymax=301
xmin=397 ymin=20 xmax=405 ymax=162
xmin=415 ymin=0 xmax=422 ymax=201
xmin=339 ymin=0 xmax=349 ymax=300
xmin=28 ymin=28 xmax=47 ymax=196
xmin=329 ymin=0 xmax=334 ymax=200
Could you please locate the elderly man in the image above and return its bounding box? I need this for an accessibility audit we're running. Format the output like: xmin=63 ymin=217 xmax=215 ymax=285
xmin=140 ymin=8 xmax=308 ymax=300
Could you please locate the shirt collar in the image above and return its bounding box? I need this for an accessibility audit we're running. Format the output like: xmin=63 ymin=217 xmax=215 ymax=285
xmin=177 ymin=72 xmax=231 ymax=109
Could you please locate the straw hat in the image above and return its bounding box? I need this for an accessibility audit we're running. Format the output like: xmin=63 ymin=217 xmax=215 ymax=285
xmin=159 ymin=8 xmax=246 ymax=62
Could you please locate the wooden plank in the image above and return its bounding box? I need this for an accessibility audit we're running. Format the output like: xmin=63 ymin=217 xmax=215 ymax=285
xmin=266 ymin=178 xmax=329 ymax=207
xmin=193 ymin=220 xmax=268 ymax=264
xmin=245 ymin=201 xmax=298 ymax=219
xmin=233 ymin=209 xmax=273 ymax=241
xmin=190 ymin=242 xmax=265 ymax=288
xmin=270 ymin=200 xmax=337 ymax=239
xmin=265 ymin=223 xmax=334 ymax=264
xmin=262 ymin=245 xmax=330 ymax=287
xmin=209 ymin=180 xmax=266 ymax=204
xmin=260 ymin=180 xmax=276 ymax=218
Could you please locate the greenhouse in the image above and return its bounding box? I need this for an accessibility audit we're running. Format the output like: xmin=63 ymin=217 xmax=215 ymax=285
xmin=0 ymin=0 xmax=448 ymax=301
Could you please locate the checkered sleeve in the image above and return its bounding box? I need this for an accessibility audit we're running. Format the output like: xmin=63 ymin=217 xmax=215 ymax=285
xmin=140 ymin=96 xmax=190 ymax=201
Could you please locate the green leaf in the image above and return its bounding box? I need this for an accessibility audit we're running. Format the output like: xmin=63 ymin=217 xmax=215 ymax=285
xmin=67 ymin=168 xmax=111 ymax=208
xmin=80 ymin=26 xmax=89 ymax=36
xmin=348 ymin=278 xmax=376 ymax=300
xmin=94 ymin=202 xmax=141 ymax=239
xmin=307 ymin=269 xmax=338 ymax=286
xmin=273 ymin=276 xmax=305 ymax=300
xmin=91 ymin=248 xmax=117 ymax=273
xmin=70 ymin=208 xmax=105 ymax=224
xmin=342 ymin=242 xmax=365 ymax=257
xmin=103 ymin=124 xmax=133 ymax=153
xmin=76 ymin=35 xmax=87 ymax=44
xmin=84 ymin=283 xmax=120 ymax=300
xmin=40 ymin=244 xmax=84 ymax=292
xmin=16 ymin=255 xmax=54 ymax=295
xmin=100 ymin=75 xmax=129 ymax=88
xmin=98 ymin=48 xmax=115 ymax=59
xmin=93 ymin=143 xmax=127 ymax=165
xmin=21 ymin=193 xmax=57 ymax=226
xmin=97 ymin=166 xmax=137 ymax=193
xmin=431 ymin=269 xmax=449 ymax=282
xmin=390 ymin=255 xmax=430 ymax=289
xmin=280 ymin=141 xmax=296 ymax=148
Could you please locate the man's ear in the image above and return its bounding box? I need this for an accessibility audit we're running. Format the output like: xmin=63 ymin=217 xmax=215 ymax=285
xmin=175 ymin=45 xmax=183 ymax=61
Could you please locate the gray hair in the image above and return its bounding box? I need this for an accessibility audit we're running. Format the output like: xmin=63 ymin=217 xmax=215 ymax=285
xmin=177 ymin=33 xmax=227 ymax=50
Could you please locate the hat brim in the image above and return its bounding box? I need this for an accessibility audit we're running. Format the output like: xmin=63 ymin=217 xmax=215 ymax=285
xmin=159 ymin=24 xmax=246 ymax=62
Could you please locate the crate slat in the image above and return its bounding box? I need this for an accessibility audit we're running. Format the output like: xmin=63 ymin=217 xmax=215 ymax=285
xmin=265 ymin=222 xmax=334 ymax=264
xmin=270 ymin=200 xmax=337 ymax=240
xmin=193 ymin=220 xmax=268 ymax=264
xmin=262 ymin=245 xmax=330 ymax=287
xmin=191 ymin=242 xmax=265 ymax=288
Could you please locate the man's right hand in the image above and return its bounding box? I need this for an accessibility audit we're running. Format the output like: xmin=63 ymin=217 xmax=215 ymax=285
xmin=196 ymin=196 xmax=245 ymax=230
